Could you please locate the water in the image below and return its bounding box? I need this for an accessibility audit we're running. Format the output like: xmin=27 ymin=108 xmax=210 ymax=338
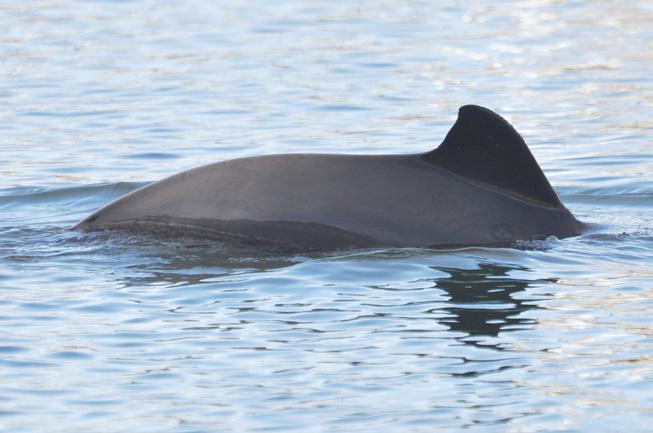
xmin=1 ymin=1 xmax=652 ymax=432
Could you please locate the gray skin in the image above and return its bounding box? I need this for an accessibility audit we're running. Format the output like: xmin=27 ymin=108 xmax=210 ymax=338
xmin=76 ymin=106 xmax=585 ymax=251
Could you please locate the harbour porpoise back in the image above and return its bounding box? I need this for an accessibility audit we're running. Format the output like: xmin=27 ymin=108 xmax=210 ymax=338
xmin=76 ymin=105 xmax=584 ymax=251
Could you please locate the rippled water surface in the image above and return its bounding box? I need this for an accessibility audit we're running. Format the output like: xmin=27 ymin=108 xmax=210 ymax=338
xmin=1 ymin=1 xmax=652 ymax=432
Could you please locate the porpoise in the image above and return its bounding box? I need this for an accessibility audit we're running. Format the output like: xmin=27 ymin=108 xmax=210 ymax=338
xmin=76 ymin=105 xmax=584 ymax=250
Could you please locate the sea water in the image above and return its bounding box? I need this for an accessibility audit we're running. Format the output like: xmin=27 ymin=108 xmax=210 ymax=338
xmin=1 ymin=1 xmax=652 ymax=432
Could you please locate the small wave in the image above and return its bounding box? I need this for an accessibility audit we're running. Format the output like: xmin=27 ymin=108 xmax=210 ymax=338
xmin=121 ymin=152 xmax=180 ymax=160
xmin=564 ymin=193 xmax=653 ymax=208
xmin=0 ymin=182 xmax=147 ymax=209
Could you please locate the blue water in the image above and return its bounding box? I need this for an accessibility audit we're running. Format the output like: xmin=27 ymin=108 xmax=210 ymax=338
xmin=1 ymin=1 xmax=652 ymax=432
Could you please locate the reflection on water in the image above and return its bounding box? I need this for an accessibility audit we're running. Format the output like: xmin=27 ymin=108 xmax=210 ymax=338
xmin=436 ymin=264 xmax=551 ymax=347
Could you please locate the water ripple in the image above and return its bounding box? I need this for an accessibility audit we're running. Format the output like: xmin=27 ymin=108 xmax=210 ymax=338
xmin=1 ymin=0 xmax=652 ymax=432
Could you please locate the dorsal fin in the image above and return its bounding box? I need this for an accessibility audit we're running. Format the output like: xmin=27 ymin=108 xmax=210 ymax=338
xmin=422 ymin=105 xmax=562 ymax=207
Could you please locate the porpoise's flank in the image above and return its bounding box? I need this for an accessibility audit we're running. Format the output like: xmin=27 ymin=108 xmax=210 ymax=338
xmin=76 ymin=105 xmax=585 ymax=250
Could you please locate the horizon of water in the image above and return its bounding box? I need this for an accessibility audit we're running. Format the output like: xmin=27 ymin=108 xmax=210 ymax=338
xmin=1 ymin=1 xmax=652 ymax=432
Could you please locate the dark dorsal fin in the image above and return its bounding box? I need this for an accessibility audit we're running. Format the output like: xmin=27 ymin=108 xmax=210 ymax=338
xmin=422 ymin=105 xmax=562 ymax=207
